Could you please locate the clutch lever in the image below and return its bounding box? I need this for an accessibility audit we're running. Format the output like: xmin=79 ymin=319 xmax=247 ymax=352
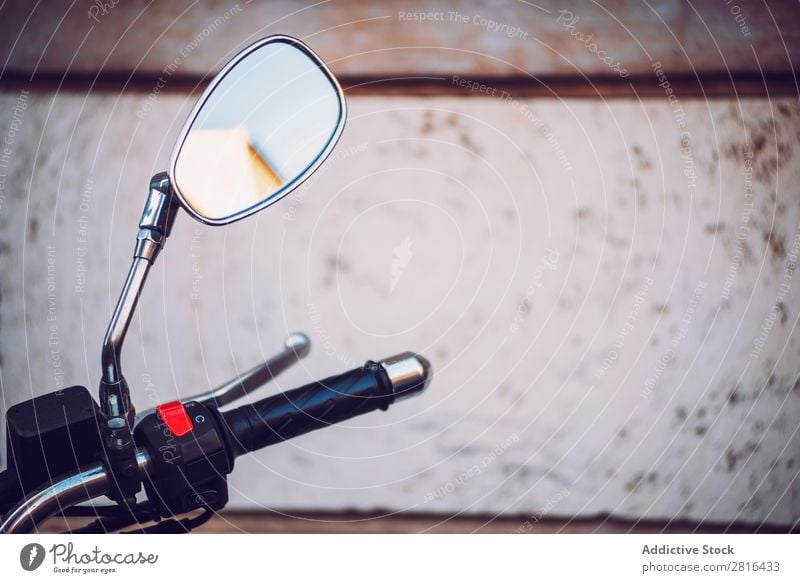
xmin=194 ymin=332 xmax=311 ymax=408
xmin=135 ymin=332 xmax=311 ymax=423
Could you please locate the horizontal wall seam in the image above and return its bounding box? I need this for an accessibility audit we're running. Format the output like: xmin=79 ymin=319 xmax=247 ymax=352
xmin=0 ymin=71 xmax=797 ymax=99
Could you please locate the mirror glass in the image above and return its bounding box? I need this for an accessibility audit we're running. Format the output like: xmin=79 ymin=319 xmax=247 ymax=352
xmin=171 ymin=37 xmax=345 ymax=223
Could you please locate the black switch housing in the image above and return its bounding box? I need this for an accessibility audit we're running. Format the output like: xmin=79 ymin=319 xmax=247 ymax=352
xmin=5 ymin=385 xmax=104 ymax=493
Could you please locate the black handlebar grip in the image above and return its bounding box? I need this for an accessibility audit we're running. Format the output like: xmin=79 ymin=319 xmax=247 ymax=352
xmin=221 ymin=353 xmax=431 ymax=458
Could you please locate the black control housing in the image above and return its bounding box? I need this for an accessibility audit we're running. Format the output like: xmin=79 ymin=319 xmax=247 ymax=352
xmin=5 ymin=386 xmax=104 ymax=493
xmin=133 ymin=401 xmax=232 ymax=518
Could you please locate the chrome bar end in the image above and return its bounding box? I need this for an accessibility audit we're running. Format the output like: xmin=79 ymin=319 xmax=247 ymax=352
xmin=380 ymin=352 xmax=432 ymax=402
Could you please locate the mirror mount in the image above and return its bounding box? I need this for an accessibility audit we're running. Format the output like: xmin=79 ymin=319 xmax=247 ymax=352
xmin=98 ymin=173 xmax=179 ymax=505
xmin=134 ymin=172 xmax=179 ymax=263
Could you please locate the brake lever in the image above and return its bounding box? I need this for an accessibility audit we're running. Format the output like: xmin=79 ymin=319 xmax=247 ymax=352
xmin=135 ymin=332 xmax=311 ymax=423
xmin=193 ymin=332 xmax=311 ymax=408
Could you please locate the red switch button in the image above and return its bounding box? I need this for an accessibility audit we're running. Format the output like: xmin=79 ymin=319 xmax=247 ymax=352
xmin=156 ymin=401 xmax=193 ymax=437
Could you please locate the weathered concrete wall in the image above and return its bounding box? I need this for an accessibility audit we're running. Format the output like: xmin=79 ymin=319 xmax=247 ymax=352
xmin=1 ymin=91 xmax=798 ymax=524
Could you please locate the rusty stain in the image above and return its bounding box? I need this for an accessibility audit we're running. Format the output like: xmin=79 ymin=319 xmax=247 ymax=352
xmin=632 ymin=144 xmax=652 ymax=170
xmin=574 ymin=206 xmax=591 ymax=221
xmin=763 ymin=230 xmax=786 ymax=259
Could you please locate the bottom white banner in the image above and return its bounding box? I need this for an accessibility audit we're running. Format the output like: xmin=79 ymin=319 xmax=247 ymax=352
xmin=1 ymin=534 xmax=797 ymax=582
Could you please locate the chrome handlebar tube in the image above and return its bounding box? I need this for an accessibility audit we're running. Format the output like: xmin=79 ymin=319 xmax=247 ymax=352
xmin=0 ymin=451 xmax=151 ymax=534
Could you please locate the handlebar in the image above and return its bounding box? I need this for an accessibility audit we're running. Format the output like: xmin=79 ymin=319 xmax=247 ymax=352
xmin=0 ymin=450 xmax=151 ymax=534
xmin=1 ymin=353 xmax=431 ymax=534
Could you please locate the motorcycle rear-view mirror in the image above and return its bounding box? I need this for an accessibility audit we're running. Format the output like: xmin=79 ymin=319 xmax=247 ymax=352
xmin=169 ymin=35 xmax=346 ymax=224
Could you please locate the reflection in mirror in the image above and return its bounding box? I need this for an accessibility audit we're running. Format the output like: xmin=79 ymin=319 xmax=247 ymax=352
xmin=172 ymin=38 xmax=344 ymax=223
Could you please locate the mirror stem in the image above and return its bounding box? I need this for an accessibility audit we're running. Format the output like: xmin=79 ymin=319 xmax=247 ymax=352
xmin=98 ymin=173 xmax=178 ymax=505
xmin=100 ymin=174 xmax=176 ymax=387
xmin=100 ymin=257 xmax=150 ymax=387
